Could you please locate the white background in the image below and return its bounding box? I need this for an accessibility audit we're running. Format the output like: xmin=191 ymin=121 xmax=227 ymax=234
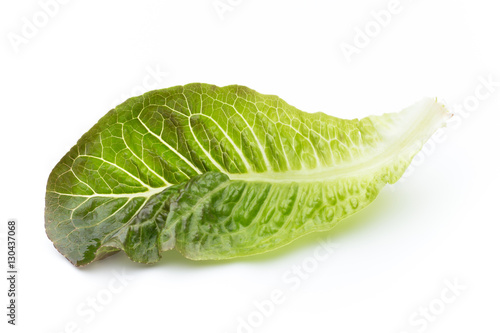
xmin=1 ymin=0 xmax=499 ymax=332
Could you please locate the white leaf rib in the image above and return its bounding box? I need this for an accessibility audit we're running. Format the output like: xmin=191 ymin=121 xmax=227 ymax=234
xmin=69 ymin=197 xmax=91 ymax=220
xmin=120 ymin=123 xmax=172 ymax=186
xmin=180 ymin=92 xmax=227 ymax=173
xmin=72 ymin=198 xmax=132 ymax=230
xmin=273 ymin=122 xmax=292 ymax=171
xmin=204 ymin=94 xmax=273 ymax=171
xmin=69 ymin=168 xmax=96 ymax=194
xmin=196 ymin=113 xmax=253 ymax=172
xmin=271 ymin=116 xmax=322 ymax=167
xmin=47 ymin=186 xmax=168 ymax=199
xmin=75 ymin=154 xmax=152 ymax=190
xmin=186 ymin=114 xmax=227 ymax=173
xmin=56 ymin=196 xmax=148 ymax=245
xmin=136 ymin=110 xmax=202 ymax=175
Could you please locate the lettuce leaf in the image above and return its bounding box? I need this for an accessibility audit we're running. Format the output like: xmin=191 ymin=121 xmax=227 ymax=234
xmin=45 ymin=83 xmax=451 ymax=266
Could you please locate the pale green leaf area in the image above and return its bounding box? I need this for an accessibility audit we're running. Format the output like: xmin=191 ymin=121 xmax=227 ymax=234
xmin=45 ymin=83 xmax=451 ymax=266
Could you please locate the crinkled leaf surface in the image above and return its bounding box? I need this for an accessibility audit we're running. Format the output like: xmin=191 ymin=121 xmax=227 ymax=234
xmin=45 ymin=83 xmax=451 ymax=266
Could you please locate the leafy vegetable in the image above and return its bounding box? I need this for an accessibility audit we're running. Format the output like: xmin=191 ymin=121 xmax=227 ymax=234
xmin=45 ymin=83 xmax=451 ymax=266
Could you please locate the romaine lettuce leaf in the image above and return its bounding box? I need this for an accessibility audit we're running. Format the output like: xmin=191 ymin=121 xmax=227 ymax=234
xmin=45 ymin=84 xmax=451 ymax=266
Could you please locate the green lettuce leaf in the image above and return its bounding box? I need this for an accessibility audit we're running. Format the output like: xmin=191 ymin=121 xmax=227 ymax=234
xmin=45 ymin=83 xmax=451 ymax=266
